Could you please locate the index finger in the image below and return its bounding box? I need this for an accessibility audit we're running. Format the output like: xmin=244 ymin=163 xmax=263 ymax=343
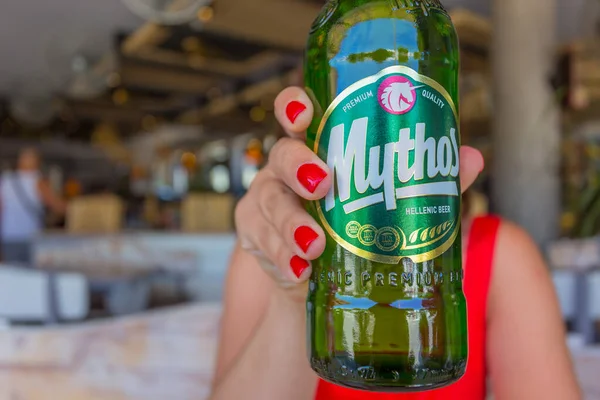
xmin=274 ymin=87 xmax=314 ymax=139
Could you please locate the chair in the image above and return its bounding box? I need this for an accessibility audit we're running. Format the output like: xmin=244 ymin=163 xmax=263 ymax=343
xmin=66 ymin=194 xmax=124 ymax=234
xmin=181 ymin=193 xmax=234 ymax=233
xmin=0 ymin=266 xmax=88 ymax=324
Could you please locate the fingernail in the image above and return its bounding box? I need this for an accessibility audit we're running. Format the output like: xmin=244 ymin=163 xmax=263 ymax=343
xmin=294 ymin=226 xmax=319 ymax=253
xmin=286 ymin=101 xmax=306 ymax=124
xmin=290 ymin=256 xmax=310 ymax=279
xmin=297 ymin=163 xmax=327 ymax=193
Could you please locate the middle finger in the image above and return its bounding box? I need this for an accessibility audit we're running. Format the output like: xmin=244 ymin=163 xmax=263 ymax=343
xmin=267 ymin=137 xmax=332 ymax=200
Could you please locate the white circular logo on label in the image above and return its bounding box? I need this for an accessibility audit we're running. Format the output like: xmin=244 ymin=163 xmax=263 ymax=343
xmin=377 ymin=75 xmax=420 ymax=115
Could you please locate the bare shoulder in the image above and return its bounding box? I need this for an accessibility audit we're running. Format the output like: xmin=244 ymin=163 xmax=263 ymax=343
xmin=489 ymin=220 xmax=554 ymax=313
xmin=494 ymin=220 xmax=550 ymax=279
xmin=495 ymin=220 xmax=542 ymax=260
xmin=486 ymin=220 xmax=582 ymax=399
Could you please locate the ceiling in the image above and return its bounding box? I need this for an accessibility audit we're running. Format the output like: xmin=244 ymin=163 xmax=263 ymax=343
xmin=0 ymin=0 xmax=142 ymax=96
xmin=0 ymin=0 xmax=594 ymax=96
xmin=0 ymin=0 xmax=596 ymax=144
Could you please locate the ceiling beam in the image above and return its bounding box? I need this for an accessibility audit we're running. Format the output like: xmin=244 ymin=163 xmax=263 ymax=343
xmin=125 ymin=47 xmax=289 ymax=79
xmin=119 ymin=59 xmax=221 ymax=94
xmin=198 ymin=0 xmax=320 ymax=50
xmin=67 ymin=101 xmax=146 ymax=124
xmin=121 ymin=23 xmax=172 ymax=55
xmin=178 ymin=70 xmax=297 ymax=124
xmin=450 ymin=9 xmax=492 ymax=52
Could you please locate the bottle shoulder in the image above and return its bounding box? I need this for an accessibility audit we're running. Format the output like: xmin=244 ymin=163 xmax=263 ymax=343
xmin=305 ymin=0 xmax=460 ymax=108
xmin=310 ymin=0 xmax=451 ymax=34
xmin=307 ymin=2 xmax=458 ymax=66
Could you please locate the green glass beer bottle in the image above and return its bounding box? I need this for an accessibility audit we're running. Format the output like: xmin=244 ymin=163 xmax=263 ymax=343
xmin=304 ymin=0 xmax=467 ymax=392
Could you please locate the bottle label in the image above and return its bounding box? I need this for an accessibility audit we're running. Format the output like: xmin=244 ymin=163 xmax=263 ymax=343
xmin=313 ymin=66 xmax=460 ymax=264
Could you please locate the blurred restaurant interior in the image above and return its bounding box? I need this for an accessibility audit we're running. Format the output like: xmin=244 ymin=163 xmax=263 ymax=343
xmin=0 ymin=0 xmax=600 ymax=398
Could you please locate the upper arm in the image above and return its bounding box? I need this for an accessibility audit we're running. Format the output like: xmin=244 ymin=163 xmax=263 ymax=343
xmin=214 ymin=243 xmax=274 ymax=382
xmin=37 ymin=179 xmax=66 ymax=215
xmin=487 ymin=222 xmax=581 ymax=400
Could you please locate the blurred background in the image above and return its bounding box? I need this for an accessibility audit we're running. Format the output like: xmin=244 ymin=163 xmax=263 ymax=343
xmin=0 ymin=0 xmax=599 ymax=398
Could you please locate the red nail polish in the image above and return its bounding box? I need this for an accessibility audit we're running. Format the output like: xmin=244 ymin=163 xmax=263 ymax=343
xmin=297 ymin=163 xmax=327 ymax=193
xmin=294 ymin=226 xmax=319 ymax=253
xmin=286 ymin=101 xmax=306 ymax=124
xmin=290 ymin=256 xmax=310 ymax=279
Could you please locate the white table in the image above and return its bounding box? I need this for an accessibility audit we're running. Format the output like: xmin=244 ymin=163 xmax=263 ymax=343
xmin=0 ymin=303 xmax=597 ymax=399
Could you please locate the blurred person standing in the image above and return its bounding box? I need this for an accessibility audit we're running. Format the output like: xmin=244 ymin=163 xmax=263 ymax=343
xmin=0 ymin=148 xmax=66 ymax=263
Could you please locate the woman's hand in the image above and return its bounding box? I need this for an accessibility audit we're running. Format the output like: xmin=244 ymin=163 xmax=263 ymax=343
xmin=235 ymin=86 xmax=485 ymax=301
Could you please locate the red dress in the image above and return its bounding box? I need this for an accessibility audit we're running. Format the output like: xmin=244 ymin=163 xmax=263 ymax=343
xmin=315 ymin=216 xmax=501 ymax=400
